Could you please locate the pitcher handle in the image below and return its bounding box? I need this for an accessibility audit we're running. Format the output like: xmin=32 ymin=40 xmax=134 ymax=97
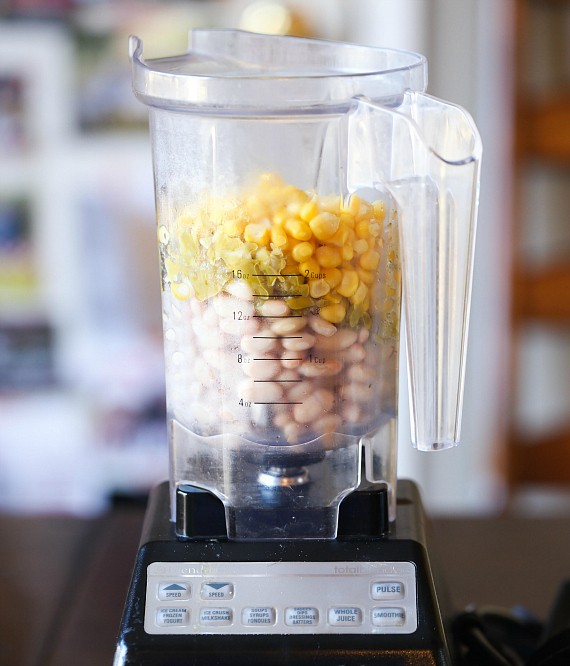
xmin=348 ymin=92 xmax=482 ymax=451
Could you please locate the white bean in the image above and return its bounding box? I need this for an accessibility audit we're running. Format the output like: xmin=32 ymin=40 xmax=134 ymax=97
xmin=293 ymin=395 xmax=324 ymax=424
xmin=342 ymin=403 xmax=362 ymax=424
xmin=346 ymin=381 xmax=374 ymax=403
xmin=347 ymin=363 xmax=376 ymax=384
xmin=308 ymin=315 xmax=337 ymax=337
xmin=358 ymin=328 xmax=370 ymax=344
xmin=259 ymin=299 xmax=290 ymax=317
xmin=242 ymin=356 xmax=281 ymax=381
xmin=281 ymin=349 xmax=305 ymax=369
xmin=284 ymin=421 xmax=304 ymax=443
xmin=287 ymin=380 xmax=311 ymax=402
xmin=240 ymin=333 xmax=277 ymax=354
xmin=225 ymin=280 xmax=254 ymax=301
xmin=313 ymin=388 xmax=335 ymax=411
xmin=314 ymin=327 xmax=358 ymax=351
xmin=314 ymin=414 xmax=342 ymax=433
xmin=212 ymin=294 xmax=255 ymax=319
xmin=276 ymin=368 xmax=300 ymax=382
xmin=344 ymin=343 xmax=366 ymax=364
xmin=298 ymin=359 xmax=342 ymax=377
xmin=273 ymin=411 xmax=292 ymax=428
xmin=239 ymin=378 xmax=284 ymax=404
xmin=270 ymin=316 xmax=307 ymax=335
xmin=219 ymin=316 xmax=259 ymax=336
xmin=281 ymin=332 xmax=315 ymax=351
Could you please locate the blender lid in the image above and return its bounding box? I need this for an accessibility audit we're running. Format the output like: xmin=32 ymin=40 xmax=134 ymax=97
xmin=129 ymin=29 xmax=427 ymax=113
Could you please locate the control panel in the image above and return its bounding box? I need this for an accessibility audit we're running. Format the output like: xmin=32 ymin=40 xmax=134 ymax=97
xmin=144 ymin=561 xmax=417 ymax=635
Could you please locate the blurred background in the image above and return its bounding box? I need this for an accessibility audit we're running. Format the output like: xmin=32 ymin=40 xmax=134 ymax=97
xmin=0 ymin=0 xmax=569 ymax=518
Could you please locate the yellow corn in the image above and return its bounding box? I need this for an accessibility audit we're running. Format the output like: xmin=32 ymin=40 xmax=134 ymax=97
xmin=291 ymin=241 xmax=314 ymax=263
xmin=322 ymin=267 xmax=342 ymax=289
xmin=360 ymin=249 xmax=381 ymax=271
xmin=354 ymin=238 xmax=369 ymax=255
xmin=342 ymin=244 xmax=354 ymax=261
xmin=270 ymin=225 xmax=288 ymax=248
xmin=315 ymin=245 xmax=342 ymax=268
xmin=357 ymin=267 xmax=375 ymax=286
xmin=285 ymin=218 xmax=312 ymax=241
xmin=319 ymin=302 xmax=347 ymax=324
xmin=309 ymin=212 xmax=340 ymax=241
xmin=341 ymin=194 xmax=362 ymax=217
xmin=355 ymin=219 xmax=370 ymax=239
xmin=337 ymin=269 xmax=359 ymax=298
xmin=171 ymin=281 xmax=193 ymax=300
xmin=309 ymin=278 xmax=331 ymax=298
xmin=373 ymin=199 xmax=386 ymax=221
xmin=288 ymin=295 xmax=314 ymax=310
xmin=299 ymin=199 xmax=319 ymax=222
xmin=350 ymin=281 xmax=368 ymax=306
xmin=244 ymin=222 xmax=270 ymax=246
xmin=298 ymin=258 xmax=321 ymax=280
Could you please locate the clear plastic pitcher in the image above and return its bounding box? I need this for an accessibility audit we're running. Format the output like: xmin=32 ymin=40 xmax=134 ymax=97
xmin=130 ymin=30 xmax=481 ymax=539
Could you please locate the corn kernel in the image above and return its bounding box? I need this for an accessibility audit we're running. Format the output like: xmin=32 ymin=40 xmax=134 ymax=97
xmin=319 ymin=302 xmax=347 ymax=324
xmin=354 ymin=238 xmax=369 ymax=255
xmin=326 ymin=222 xmax=350 ymax=247
xmin=298 ymin=258 xmax=321 ymax=280
xmin=337 ymin=269 xmax=359 ymax=298
xmin=319 ymin=195 xmax=341 ymax=214
xmin=342 ymin=244 xmax=354 ymax=262
xmin=356 ymin=200 xmax=373 ymax=220
xmin=270 ymin=225 xmax=288 ymax=248
xmin=339 ymin=212 xmax=356 ymax=229
xmin=323 ymin=267 xmax=342 ymax=289
xmin=223 ymin=218 xmax=246 ymax=237
xmin=315 ymin=245 xmax=342 ymax=268
xmin=373 ymin=199 xmax=386 ymax=221
xmin=357 ymin=267 xmax=375 ymax=286
xmin=171 ymin=281 xmax=193 ymax=300
xmin=288 ymin=295 xmax=314 ymax=310
xmin=342 ymin=194 xmax=362 ymax=217
xmin=273 ymin=208 xmax=288 ymax=226
xmin=359 ymin=249 xmax=381 ymax=271
xmin=299 ymin=199 xmax=319 ymax=222
xmin=309 ymin=212 xmax=340 ymax=241
xmin=355 ymin=219 xmax=370 ymax=239
xmin=309 ymin=278 xmax=330 ymax=298
xmin=350 ymin=281 xmax=368 ymax=306
xmin=249 ymin=222 xmax=272 ymax=246
xmin=285 ymin=218 xmax=312 ymax=241
xmin=291 ymin=241 xmax=314 ymax=263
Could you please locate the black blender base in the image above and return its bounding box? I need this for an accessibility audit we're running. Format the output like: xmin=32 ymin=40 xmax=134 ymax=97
xmin=114 ymin=480 xmax=455 ymax=666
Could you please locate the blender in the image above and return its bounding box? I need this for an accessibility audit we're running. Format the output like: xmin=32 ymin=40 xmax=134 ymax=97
xmin=115 ymin=30 xmax=481 ymax=666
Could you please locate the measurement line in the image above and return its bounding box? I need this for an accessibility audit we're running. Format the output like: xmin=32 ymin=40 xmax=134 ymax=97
xmin=254 ymin=401 xmax=303 ymax=405
xmin=254 ymin=379 xmax=302 ymax=383
xmin=253 ymin=335 xmax=301 ymax=339
xmin=255 ymin=294 xmax=303 ymax=298
xmin=252 ymin=273 xmax=301 ymax=277
xmin=252 ymin=315 xmax=302 ymax=319
xmin=254 ymin=357 xmax=302 ymax=361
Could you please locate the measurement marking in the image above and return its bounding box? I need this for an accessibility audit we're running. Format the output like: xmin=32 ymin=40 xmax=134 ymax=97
xmin=252 ymin=315 xmax=302 ymax=319
xmin=254 ymin=401 xmax=303 ymax=405
xmin=255 ymin=294 xmax=303 ymax=299
xmin=254 ymin=379 xmax=302 ymax=383
xmin=253 ymin=335 xmax=301 ymax=339
xmin=254 ymin=357 xmax=302 ymax=361
xmin=252 ymin=273 xmax=301 ymax=277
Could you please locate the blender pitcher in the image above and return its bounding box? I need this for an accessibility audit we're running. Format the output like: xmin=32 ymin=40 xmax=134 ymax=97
xmin=129 ymin=30 xmax=481 ymax=541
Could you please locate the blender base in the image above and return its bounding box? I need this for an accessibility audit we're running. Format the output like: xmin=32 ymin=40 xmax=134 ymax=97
xmin=114 ymin=480 xmax=455 ymax=666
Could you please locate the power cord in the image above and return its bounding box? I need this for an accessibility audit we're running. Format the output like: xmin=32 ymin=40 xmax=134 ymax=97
xmin=453 ymin=581 xmax=570 ymax=666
